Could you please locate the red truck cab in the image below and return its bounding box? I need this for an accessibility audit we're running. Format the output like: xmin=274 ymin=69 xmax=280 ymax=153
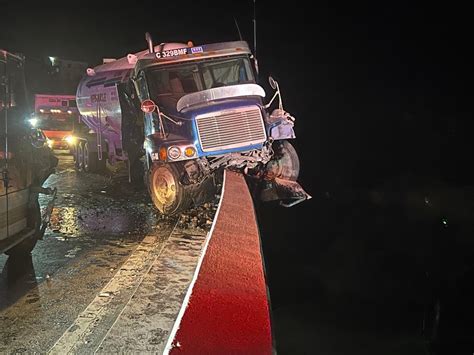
xmin=33 ymin=94 xmax=77 ymax=151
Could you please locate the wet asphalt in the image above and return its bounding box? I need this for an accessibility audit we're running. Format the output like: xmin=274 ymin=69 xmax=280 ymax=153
xmin=0 ymin=154 xmax=216 ymax=353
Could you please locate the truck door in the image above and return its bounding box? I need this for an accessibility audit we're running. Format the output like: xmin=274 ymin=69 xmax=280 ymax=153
xmin=0 ymin=52 xmax=29 ymax=241
xmin=118 ymin=81 xmax=143 ymax=159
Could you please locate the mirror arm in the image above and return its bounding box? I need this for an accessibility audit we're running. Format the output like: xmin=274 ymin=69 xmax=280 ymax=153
xmin=276 ymin=83 xmax=283 ymax=110
xmin=154 ymin=108 xmax=166 ymax=138
xmin=264 ymin=91 xmax=279 ymax=108
xmin=160 ymin=112 xmax=183 ymax=126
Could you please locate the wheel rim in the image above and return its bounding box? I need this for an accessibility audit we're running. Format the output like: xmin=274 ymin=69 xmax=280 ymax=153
xmin=83 ymin=143 xmax=89 ymax=170
xmin=151 ymin=167 xmax=177 ymax=208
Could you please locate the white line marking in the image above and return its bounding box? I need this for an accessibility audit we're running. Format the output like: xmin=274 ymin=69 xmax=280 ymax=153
xmin=48 ymin=221 xmax=178 ymax=354
xmin=93 ymin=220 xmax=179 ymax=354
xmin=163 ymin=170 xmax=227 ymax=355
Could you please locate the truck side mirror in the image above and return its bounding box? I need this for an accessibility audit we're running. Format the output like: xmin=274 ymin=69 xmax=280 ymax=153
xmin=269 ymin=76 xmax=277 ymax=90
xmin=265 ymin=76 xmax=283 ymax=110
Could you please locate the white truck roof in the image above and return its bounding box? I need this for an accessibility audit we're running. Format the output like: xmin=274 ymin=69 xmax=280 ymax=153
xmin=88 ymin=41 xmax=252 ymax=75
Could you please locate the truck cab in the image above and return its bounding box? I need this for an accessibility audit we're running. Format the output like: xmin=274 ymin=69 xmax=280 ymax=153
xmin=32 ymin=94 xmax=77 ymax=151
xmin=76 ymin=38 xmax=310 ymax=215
xmin=134 ymin=41 xmax=309 ymax=213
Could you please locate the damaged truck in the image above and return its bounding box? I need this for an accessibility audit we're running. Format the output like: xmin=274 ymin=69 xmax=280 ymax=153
xmin=73 ymin=33 xmax=310 ymax=215
xmin=1 ymin=50 xmax=58 ymax=255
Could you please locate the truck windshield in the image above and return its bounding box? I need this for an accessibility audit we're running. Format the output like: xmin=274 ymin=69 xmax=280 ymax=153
xmin=38 ymin=115 xmax=73 ymax=131
xmin=146 ymin=56 xmax=255 ymax=111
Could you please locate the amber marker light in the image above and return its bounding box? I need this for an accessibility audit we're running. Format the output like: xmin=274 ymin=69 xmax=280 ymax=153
xmin=159 ymin=146 xmax=167 ymax=161
xmin=184 ymin=147 xmax=196 ymax=157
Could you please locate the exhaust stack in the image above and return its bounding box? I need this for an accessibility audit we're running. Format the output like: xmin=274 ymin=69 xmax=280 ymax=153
xmin=145 ymin=32 xmax=154 ymax=53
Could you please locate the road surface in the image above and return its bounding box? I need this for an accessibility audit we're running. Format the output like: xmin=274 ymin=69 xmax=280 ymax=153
xmin=0 ymin=155 xmax=217 ymax=353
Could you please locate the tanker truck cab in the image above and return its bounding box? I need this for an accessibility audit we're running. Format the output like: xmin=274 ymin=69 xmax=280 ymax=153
xmin=76 ymin=36 xmax=310 ymax=215
xmin=135 ymin=44 xmax=266 ymax=160
xmin=131 ymin=40 xmax=310 ymax=214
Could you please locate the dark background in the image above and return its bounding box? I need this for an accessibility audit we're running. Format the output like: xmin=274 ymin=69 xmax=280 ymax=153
xmin=2 ymin=1 xmax=474 ymax=353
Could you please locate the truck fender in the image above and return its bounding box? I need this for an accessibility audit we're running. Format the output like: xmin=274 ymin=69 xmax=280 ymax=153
xmin=269 ymin=120 xmax=296 ymax=140
xmin=267 ymin=109 xmax=296 ymax=140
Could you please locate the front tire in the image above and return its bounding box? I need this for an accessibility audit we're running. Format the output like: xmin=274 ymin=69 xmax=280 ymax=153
xmin=148 ymin=163 xmax=191 ymax=215
xmin=265 ymin=140 xmax=300 ymax=181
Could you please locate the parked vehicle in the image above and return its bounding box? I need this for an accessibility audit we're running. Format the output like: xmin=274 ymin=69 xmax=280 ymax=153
xmin=72 ymin=34 xmax=310 ymax=215
xmin=32 ymin=94 xmax=77 ymax=151
xmin=1 ymin=49 xmax=57 ymax=255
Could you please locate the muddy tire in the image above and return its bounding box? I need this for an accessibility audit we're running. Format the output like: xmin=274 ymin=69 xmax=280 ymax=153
xmin=5 ymin=199 xmax=41 ymax=256
xmin=83 ymin=142 xmax=105 ymax=173
xmin=76 ymin=142 xmax=84 ymax=170
xmin=147 ymin=163 xmax=191 ymax=215
xmin=266 ymin=140 xmax=300 ymax=181
xmin=83 ymin=141 xmax=91 ymax=171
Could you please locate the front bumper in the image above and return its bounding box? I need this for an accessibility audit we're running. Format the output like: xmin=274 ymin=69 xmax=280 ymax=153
xmin=49 ymin=140 xmax=70 ymax=150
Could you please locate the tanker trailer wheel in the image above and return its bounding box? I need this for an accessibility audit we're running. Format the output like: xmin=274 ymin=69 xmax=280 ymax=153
xmin=83 ymin=142 xmax=105 ymax=173
xmin=76 ymin=142 xmax=85 ymax=170
xmin=5 ymin=199 xmax=41 ymax=256
xmin=148 ymin=163 xmax=191 ymax=215
xmin=265 ymin=140 xmax=300 ymax=181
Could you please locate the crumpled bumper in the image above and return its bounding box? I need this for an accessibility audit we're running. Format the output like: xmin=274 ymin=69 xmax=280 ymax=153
xmin=260 ymin=177 xmax=312 ymax=207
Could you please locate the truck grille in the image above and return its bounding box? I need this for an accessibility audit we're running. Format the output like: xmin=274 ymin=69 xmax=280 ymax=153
xmin=196 ymin=106 xmax=267 ymax=152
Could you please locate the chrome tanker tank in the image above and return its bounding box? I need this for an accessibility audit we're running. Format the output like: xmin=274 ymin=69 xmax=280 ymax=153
xmin=75 ymin=42 xmax=189 ymax=167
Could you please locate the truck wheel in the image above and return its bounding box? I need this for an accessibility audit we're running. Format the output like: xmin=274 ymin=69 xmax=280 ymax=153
xmin=265 ymin=140 xmax=300 ymax=181
xmin=77 ymin=142 xmax=84 ymax=170
xmin=71 ymin=145 xmax=78 ymax=165
xmin=83 ymin=142 xmax=96 ymax=172
xmin=5 ymin=199 xmax=41 ymax=256
xmin=148 ymin=163 xmax=191 ymax=215
xmin=83 ymin=142 xmax=92 ymax=171
xmin=83 ymin=142 xmax=105 ymax=173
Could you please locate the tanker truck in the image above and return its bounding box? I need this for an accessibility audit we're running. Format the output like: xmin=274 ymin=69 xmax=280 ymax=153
xmin=73 ymin=33 xmax=310 ymax=215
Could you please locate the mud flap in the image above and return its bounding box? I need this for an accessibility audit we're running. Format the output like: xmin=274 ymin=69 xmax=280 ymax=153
xmin=260 ymin=177 xmax=312 ymax=207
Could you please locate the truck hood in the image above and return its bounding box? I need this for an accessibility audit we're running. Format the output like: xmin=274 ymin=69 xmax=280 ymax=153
xmin=176 ymin=84 xmax=266 ymax=113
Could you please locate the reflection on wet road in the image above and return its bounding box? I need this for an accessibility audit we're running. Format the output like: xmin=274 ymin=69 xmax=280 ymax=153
xmin=0 ymin=155 xmax=215 ymax=353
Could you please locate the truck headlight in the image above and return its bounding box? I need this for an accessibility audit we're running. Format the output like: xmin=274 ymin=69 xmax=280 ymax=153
xmin=46 ymin=139 xmax=54 ymax=148
xmin=64 ymin=135 xmax=77 ymax=145
xmin=167 ymin=146 xmax=181 ymax=160
xmin=29 ymin=118 xmax=38 ymax=127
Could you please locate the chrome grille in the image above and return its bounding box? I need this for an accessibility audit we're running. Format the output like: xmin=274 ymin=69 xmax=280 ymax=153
xmin=196 ymin=106 xmax=266 ymax=152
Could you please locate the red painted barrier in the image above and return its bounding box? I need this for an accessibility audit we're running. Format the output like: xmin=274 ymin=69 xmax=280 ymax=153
xmin=169 ymin=170 xmax=273 ymax=354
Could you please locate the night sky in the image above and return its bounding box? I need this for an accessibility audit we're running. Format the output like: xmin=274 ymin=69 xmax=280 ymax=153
xmin=3 ymin=1 xmax=472 ymax=187
xmin=2 ymin=1 xmax=474 ymax=352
